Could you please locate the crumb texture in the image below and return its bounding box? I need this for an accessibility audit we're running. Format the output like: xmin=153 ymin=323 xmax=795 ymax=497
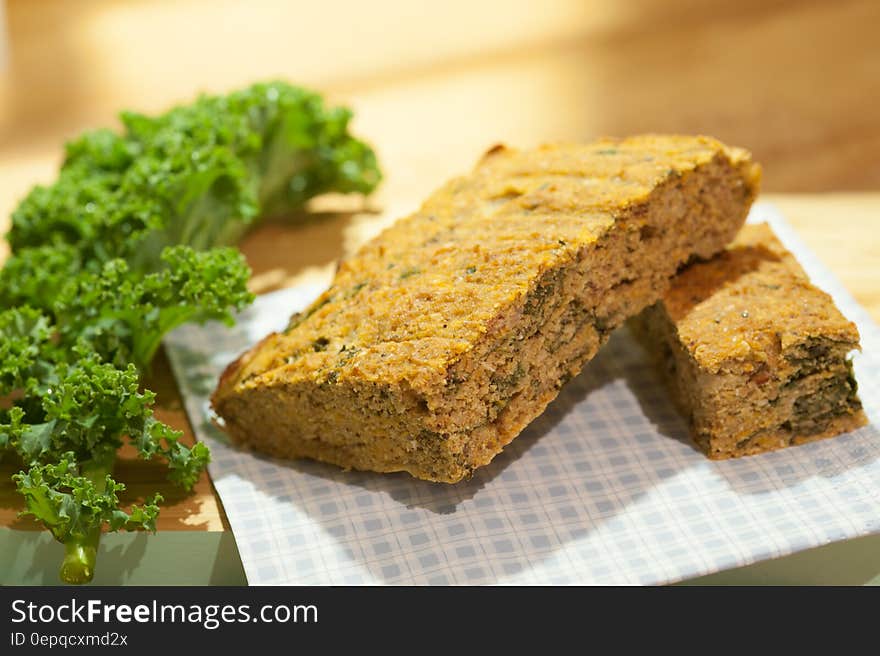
xmin=214 ymin=135 xmax=760 ymax=481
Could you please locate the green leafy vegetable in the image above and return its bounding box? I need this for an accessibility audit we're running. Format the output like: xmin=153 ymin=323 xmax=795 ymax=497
xmin=0 ymin=307 xmax=56 ymax=394
xmin=9 ymin=81 xmax=382 ymax=271
xmin=3 ymin=353 xmax=172 ymax=463
xmin=14 ymin=454 xmax=162 ymax=584
xmin=0 ymin=245 xmax=90 ymax=313
xmin=53 ymin=246 xmax=254 ymax=371
xmin=1 ymin=80 xmax=381 ymax=583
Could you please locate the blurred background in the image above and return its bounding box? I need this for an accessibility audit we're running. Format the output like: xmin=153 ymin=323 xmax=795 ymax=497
xmin=0 ymin=0 xmax=878 ymax=270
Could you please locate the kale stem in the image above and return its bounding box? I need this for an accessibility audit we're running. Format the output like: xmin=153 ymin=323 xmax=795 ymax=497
xmin=58 ymin=455 xmax=114 ymax=585
xmin=60 ymin=532 xmax=100 ymax=584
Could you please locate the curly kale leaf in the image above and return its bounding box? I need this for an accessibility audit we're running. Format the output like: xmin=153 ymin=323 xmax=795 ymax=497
xmin=8 ymin=132 xmax=162 ymax=264
xmin=131 ymin=417 xmax=211 ymax=490
xmin=9 ymin=81 xmax=381 ymax=271
xmin=52 ymin=245 xmax=254 ymax=371
xmin=14 ymin=453 xmax=161 ymax=538
xmin=13 ymin=453 xmax=162 ymax=583
xmin=0 ymin=244 xmax=93 ymax=313
xmin=0 ymin=306 xmax=57 ymax=395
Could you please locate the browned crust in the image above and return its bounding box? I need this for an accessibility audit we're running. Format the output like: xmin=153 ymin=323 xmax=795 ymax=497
xmin=214 ymin=332 xmax=273 ymax=401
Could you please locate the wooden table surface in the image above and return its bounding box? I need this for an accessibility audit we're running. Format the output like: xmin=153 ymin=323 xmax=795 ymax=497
xmin=1 ymin=0 xmax=878 ymax=535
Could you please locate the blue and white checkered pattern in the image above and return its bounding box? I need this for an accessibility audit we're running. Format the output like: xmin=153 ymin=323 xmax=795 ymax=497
xmin=165 ymin=203 xmax=880 ymax=585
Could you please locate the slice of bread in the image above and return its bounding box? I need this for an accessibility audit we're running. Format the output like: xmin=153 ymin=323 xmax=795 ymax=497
xmin=630 ymin=223 xmax=865 ymax=458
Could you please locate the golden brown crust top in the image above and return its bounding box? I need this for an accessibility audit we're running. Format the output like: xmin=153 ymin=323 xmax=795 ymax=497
xmin=223 ymin=135 xmax=758 ymax=394
xmin=662 ymin=223 xmax=860 ymax=373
